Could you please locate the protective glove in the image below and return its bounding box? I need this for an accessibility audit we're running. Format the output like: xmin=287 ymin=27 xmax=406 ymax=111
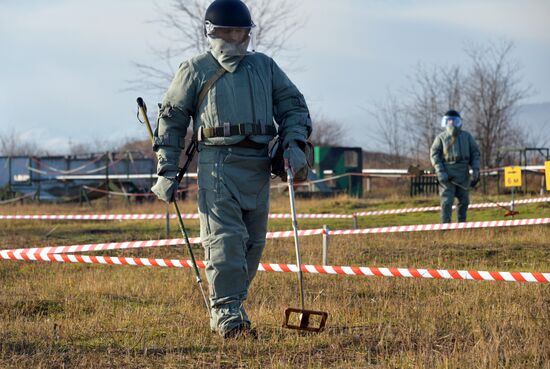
xmin=283 ymin=141 xmax=308 ymax=182
xmin=437 ymin=171 xmax=449 ymax=185
xmin=151 ymin=171 xmax=179 ymax=203
xmin=470 ymin=169 xmax=480 ymax=188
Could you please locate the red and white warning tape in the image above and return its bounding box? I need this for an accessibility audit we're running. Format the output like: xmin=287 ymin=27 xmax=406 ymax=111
xmin=1 ymin=197 xmax=547 ymax=221
xmin=0 ymin=213 xmax=350 ymax=220
xmin=0 ymin=237 xmax=202 ymax=257
xmin=267 ymin=217 xmax=550 ymax=238
xmin=354 ymin=197 xmax=550 ymax=216
xmin=0 ymin=251 xmax=547 ymax=283
xmin=0 ymin=213 xmax=199 ymax=220
xmin=269 ymin=213 xmax=354 ymax=219
xmin=325 ymin=217 xmax=550 ymax=236
xmin=1 ymin=217 xmax=548 ymax=257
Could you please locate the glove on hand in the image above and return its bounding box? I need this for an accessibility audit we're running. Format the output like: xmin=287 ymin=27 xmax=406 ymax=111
xmin=470 ymin=169 xmax=480 ymax=188
xmin=437 ymin=171 xmax=449 ymax=185
xmin=151 ymin=171 xmax=179 ymax=203
xmin=283 ymin=141 xmax=308 ymax=182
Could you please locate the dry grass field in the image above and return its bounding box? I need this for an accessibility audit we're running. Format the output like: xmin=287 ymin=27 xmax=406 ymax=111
xmin=1 ymin=194 xmax=549 ymax=368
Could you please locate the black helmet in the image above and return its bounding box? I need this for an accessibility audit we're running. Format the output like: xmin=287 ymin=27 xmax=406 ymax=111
xmin=204 ymin=0 xmax=254 ymax=32
xmin=443 ymin=110 xmax=461 ymax=118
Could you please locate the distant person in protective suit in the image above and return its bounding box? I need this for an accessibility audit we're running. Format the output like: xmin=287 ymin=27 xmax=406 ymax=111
xmin=430 ymin=110 xmax=480 ymax=223
xmin=151 ymin=0 xmax=312 ymax=338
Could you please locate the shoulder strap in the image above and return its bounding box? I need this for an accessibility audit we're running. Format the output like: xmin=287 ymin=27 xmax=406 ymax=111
xmin=196 ymin=67 xmax=226 ymax=112
xmin=443 ymin=134 xmax=458 ymax=160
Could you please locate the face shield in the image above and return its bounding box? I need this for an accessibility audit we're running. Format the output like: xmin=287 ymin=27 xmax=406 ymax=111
xmin=205 ymin=21 xmax=257 ymax=56
xmin=440 ymin=115 xmax=462 ymax=128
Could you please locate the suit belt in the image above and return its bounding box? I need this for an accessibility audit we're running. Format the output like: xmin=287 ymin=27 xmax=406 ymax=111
xmin=198 ymin=123 xmax=277 ymax=139
xmin=231 ymin=138 xmax=268 ymax=149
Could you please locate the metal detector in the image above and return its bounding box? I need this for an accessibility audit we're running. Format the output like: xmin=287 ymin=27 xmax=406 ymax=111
xmin=136 ymin=97 xmax=211 ymax=316
xmin=451 ymin=180 xmax=519 ymax=217
xmin=282 ymin=167 xmax=328 ymax=333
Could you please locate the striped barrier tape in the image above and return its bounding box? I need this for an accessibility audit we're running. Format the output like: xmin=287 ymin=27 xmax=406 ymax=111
xmin=268 ymin=217 xmax=550 ymax=239
xmin=1 ymin=197 xmax=548 ymax=221
xmin=0 ymin=251 xmax=548 ymax=283
xmin=0 ymin=229 xmax=325 ymax=256
xmin=325 ymin=217 xmax=550 ymax=236
xmin=0 ymin=213 xmax=352 ymax=220
xmin=354 ymin=197 xmax=550 ymax=216
xmin=1 ymin=217 xmax=548 ymax=257
xmin=0 ymin=237 xmax=202 ymax=258
xmin=0 ymin=213 xmax=200 ymax=220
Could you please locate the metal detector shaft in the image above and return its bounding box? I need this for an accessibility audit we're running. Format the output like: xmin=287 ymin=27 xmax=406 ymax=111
xmin=450 ymin=180 xmax=471 ymax=192
xmin=136 ymin=97 xmax=210 ymax=316
xmin=451 ymin=180 xmax=517 ymax=214
xmin=287 ymin=168 xmax=306 ymax=311
xmin=282 ymin=166 xmax=328 ymax=332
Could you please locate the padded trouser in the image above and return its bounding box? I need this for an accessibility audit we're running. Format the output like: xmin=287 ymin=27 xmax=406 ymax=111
xmin=439 ymin=181 xmax=470 ymax=223
xmin=197 ymin=145 xmax=270 ymax=334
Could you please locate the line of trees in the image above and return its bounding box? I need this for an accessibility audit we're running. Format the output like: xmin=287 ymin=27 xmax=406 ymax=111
xmin=5 ymin=4 xmax=537 ymax=163
xmin=370 ymin=41 xmax=535 ymax=168
xmin=129 ymin=0 xmax=301 ymax=94
xmin=0 ymin=129 xmax=150 ymax=157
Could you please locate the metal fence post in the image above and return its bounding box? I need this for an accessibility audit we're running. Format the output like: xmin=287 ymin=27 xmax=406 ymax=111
xmin=165 ymin=204 xmax=171 ymax=237
xmin=366 ymin=176 xmax=371 ymax=193
xmin=105 ymin=152 xmax=110 ymax=209
xmin=353 ymin=213 xmax=358 ymax=229
xmin=322 ymin=225 xmax=330 ymax=266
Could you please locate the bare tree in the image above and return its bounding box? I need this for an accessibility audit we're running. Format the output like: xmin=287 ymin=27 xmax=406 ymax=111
xmin=464 ymin=41 xmax=531 ymax=168
xmin=67 ymin=137 xmax=120 ymax=156
xmin=367 ymin=92 xmax=405 ymax=162
xmin=0 ymin=129 xmax=43 ymax=156
xmin=366 ymin=40 xmax=530 ymax=170
xmin=130 ymin=0 xmax=301 ymax=93
xmin=117 ymin=138 xmax=155 ymax=159
xmin=308 ymin=116 xmax=347 ymax=147
xmin=405 ymin=64 xmax=465 ymax=160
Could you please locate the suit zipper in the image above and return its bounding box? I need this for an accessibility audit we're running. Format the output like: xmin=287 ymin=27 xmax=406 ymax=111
xmin=246 ymin=64 xmax=258 ymax=127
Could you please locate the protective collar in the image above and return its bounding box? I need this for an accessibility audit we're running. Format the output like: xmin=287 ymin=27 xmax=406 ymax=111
xmin=446 ymin=125 xmax=461 ymax=137
xmin=208 ymin=38 xmax=249 ymax=73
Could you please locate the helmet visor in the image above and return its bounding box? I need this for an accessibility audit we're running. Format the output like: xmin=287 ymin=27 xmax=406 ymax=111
xmin=205 ymin=21 xmax=256 ymax=55
xmin=441 ymin=115 xmax=462 ymax=128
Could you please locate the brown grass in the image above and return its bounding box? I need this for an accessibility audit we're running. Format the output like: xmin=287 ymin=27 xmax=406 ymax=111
xmin=0 ymin=195 xmax=549 ymax=368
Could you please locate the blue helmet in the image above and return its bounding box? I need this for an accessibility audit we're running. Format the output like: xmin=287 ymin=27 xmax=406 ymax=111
xmin=441 ymin=110 xmax=462 ymax=128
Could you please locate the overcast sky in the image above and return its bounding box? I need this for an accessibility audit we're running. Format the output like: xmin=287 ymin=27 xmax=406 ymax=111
xmin=1 ymin=0 xmax=549 ymax=153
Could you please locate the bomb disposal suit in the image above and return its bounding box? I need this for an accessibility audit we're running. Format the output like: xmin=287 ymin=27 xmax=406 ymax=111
xmin=430 ymin=110 xmax=480 ymax=223
xmin=151 ymin=0 xmax=312 ymax=338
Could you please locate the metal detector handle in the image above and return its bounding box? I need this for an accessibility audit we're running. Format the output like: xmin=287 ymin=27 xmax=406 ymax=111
xmin=176 ymin=139 xmax=197 ymax=184
xmin=136 ymin=96 xmax=211 ymax=317
xmin=451 ymin=180 xmax=470 ymax=192
xmin=137 ymin=97 xmax=196 ymax=185
xmin=287 ymin=165 xmax=306 ymax=311
xmin=136 ymin=97 xmax=154 ymax=142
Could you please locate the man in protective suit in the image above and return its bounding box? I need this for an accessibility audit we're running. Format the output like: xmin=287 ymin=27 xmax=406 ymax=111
xmin=430 ymin=110 xmax=480 ymax=223
xmin=151 ymin=0 xmax=312 ymax=338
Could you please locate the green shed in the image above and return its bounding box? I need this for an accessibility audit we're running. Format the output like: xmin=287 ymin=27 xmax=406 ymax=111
xmin=313 ymin=146 xmax=363 ymax=197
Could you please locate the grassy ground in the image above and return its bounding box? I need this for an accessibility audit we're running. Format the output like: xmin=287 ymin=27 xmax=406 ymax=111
xmin=0 ymin=194 xmax=549 ymax=368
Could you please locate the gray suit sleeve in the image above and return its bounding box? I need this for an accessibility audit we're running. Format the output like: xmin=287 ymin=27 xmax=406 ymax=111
xmin=430 ymin=136 xmax=446 ymax=175
xmin=154 ymin=62 xmax=198 ymax=175
xmin=469 ymin=133 xmax=481 ymax=171
xmin=271 ymin=59 xmax=312 ymax=147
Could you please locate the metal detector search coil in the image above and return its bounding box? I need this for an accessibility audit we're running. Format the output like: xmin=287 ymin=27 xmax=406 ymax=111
xmin=282 ymin=166 xmax=329 ymax=333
